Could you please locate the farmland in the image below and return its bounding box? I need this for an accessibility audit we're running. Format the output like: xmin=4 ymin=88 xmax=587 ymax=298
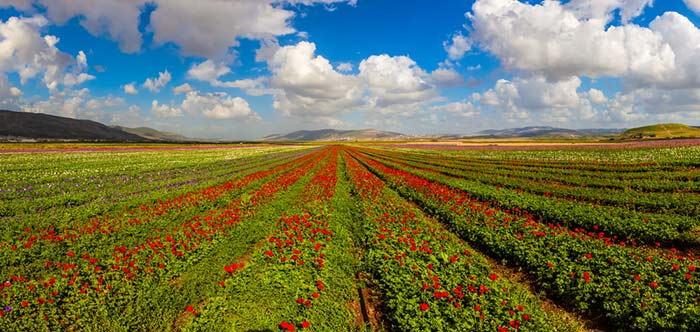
xmin=1 ymin=143 xmax=699 ymax=332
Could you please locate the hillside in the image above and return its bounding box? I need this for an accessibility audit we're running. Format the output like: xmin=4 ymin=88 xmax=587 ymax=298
xmin=112 ymin=126 xmax=191 ymax=142
xmin=618 ymin=123 xmax=700 ymax=140
xmin=469 ymin=126 xmax=623 ymax=139
xmin=263 ymin=128 xmax=411 ymax=141
xmin=0 ymin=110 xmax=146 ymax=141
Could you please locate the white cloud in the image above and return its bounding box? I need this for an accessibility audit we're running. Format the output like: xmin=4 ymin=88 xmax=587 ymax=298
xmin=0 ymin=15 xmax=92 ymax=93
xmin=181 ymin=91 xmax=259 ymax=120
xmin=255 ymin=38 xmax=280 ymax=62
xmin=21 ymin=89 xmax=128 ymax=121
xmin=443 ymin=33 xmax=471 ymax=61
xmin=359 ymin=54 xmax=438 ymax=110
xmin=173 ymin=83 xmax=193 ymax=95
xmin=565 ymin=0 xmax=653 ymax=23
xmin=268 ymin=41 xmax=363 ymax=117
xmin=37 ymin=0 xmax=146 ymax=53
xmin=0 ymin=0 xmax=33 ymax=10
xmin=587 ymin=88 xmax=607 ymax=104
xmin=468 ymin=0 xmax=675 ymax=83
xmin=186 ymin=60 xmax=269 ymax=94
xmin=431 ymin=67 xmax=464 ymax=87
xmin=143 ymin=70 xmax=171 ymax=93
xmin=151 ymin=99 xmax=182 ymax=118
xmin=187 ymin=60 xmax=231 ymax=83
xmin=149 ymin=0 xmax=295 ymax=58
xmin=266 ymin=41 xmax=441 ymax=119
xmin=684 ymin=0 xmax=700 ymax=12
xmin=431 ymin=100 xmax=479 ymax=118
xmin=476 ymin=75 xmax=595 ymax=122
xmin=123 ymin=82 xmax=138 ymax=94
xmin=336 ymin=62 xmax=353 ymax=72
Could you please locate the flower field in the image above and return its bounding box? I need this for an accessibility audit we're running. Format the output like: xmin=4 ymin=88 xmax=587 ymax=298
xmin=1 ymin=143 xmax=699 ymax=331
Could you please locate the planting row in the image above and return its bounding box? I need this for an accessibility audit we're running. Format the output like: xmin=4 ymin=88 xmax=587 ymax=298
xmin=350 ymin=148 xmax=700 ymax=332
xmin=364 ymin=148 xmax=700 ymax=216
xmin=0 ymin=147 xmax=332 ymax=331
xmin=358 ymin=149 xmax=696 ymax=244
xmin=343 ymin=150 xmax=578 ymax=331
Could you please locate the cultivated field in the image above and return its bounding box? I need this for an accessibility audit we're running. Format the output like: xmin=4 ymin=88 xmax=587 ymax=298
xmin=0 ymin=143 xmax=699 ymax=332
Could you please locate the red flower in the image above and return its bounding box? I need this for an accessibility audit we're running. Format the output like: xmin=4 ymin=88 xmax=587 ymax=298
xmin=583 ymin=272 xmax=591 ymax=282
xmin=523 ymin=314 xmax=530 ymax=321
xmin=510 ymin=320 xmax=521 ymax=329
xmin=21 ymin=301 xmax=28 ymax=307
xmin=650 ymin=282 xmax=658 ymax=288
xmin=685 ymin=273 xmax=692 ymax=280
xmin=488 ymin=274 xmax=498 ymax=281
xmin=280 ymin=321 xmax=295 ymax=331
xmin=301 ymin=321 xmax=310 ymax=328
xmin=474 ymin=305 xmax=481 ymax=311
xmin=311 ymin=292 xmax=319 ymax=299
xmin=420 ymin=303 xmax=429 ymax=311
xmin=186 ymin=305 xmax=194 ymax=312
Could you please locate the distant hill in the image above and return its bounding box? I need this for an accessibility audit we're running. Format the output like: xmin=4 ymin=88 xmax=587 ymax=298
xmin=618 ymin=123 xmax=700 ymax=140
xmin=263 ymin=129 xmax=411 ymax=141
xmin=0 ymin=110 xmax=146 ymax=141
xmin=468 ymin=126 xmax=623 ymax=139
xmin=112 ymin=126 xmax=192 ymax=142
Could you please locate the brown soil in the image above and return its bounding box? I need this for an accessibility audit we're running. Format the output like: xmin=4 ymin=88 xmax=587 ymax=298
xmin=351 ymin=272 xmax=389 ymax=332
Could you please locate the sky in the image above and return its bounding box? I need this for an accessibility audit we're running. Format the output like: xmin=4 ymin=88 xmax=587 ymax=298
xmin=1 ymin=0 xmax=700 ymax=139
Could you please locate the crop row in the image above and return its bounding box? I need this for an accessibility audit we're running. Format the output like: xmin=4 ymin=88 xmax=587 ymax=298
xmin=184 ymin=147 xmax=367 ymax=331
xmin=363 ymin=149 xmax=700 ymax=217
xmin=350 ymin=149 xmax=700 ymax=331
xmin=0 ymin=147 xmax=331 ymax=331
xmin=342 ymin=150 xmax=577 ymax=332
xmin=357 ymin=149 xmax=696 ymax=244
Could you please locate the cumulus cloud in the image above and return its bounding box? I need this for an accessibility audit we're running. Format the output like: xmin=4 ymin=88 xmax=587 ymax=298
xmin=359 ymin=54 xmax=438 ymax=111
xmin=467 ymin=0 xmax=700 ymax=91
xmin=431 ymin=67 xmax=464 ymax=87
xmin=469 ymin=1 xmax=657 ymax=80
xmin=173 ymin=83 xmax=193 ymax=95
xmin=265 ymin=41 xmax=441 ymax=120
xmin=36 ymin=0 xmax=146 ymax=53
xmin=22 ymin=88 xmax=127 ymax=121
xmin=187 ymin=60 xmax=231 ymax=83
xmin=180 ymin=91 xmax=259 ymax=120
xmin=431 ymin=100 xmax=479 ymax=118
xmin=143 ymin=70 xmax=171 ymax=93
xmin=443 ymin=33 xmax=471 ymax=61
xmin=0 ymin=0 xmax=33 ymax=11
xmin=0 ymin=15 xmax=92 ymax=94
xmin=475 ymin=75 xmax=596 ymax=122
xmin=151 ymin=100 xmax=182 ymax=118
xmin=268 ymin=41 xmax=363 ymax=117
xmin=684 ymin=0 xmax=700 ymax=12
xmin=587 ymin=88 xmax=607 ymax=104
xmin=565 ymin=0 xmax=653 ymax=23
xmin=336 ymin=62 xmax=353 ymax=72
xmin=149 ymin=0 xmax=294 ymax=58
xmin=2 ymin=0 xmax=355 ymax=57
xmin=186 ymin=60 xmax=269 ymax=94
xmin=123 ymin=82 xmax=138 ymax=94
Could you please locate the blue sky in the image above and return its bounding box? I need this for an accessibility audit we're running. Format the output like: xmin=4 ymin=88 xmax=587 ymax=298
xmin=1 ymin=0 xmax=700 ymax=139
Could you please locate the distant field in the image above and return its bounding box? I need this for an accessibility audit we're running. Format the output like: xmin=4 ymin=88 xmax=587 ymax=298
xmin=1 ymin=143 xmax=699 ymax=331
